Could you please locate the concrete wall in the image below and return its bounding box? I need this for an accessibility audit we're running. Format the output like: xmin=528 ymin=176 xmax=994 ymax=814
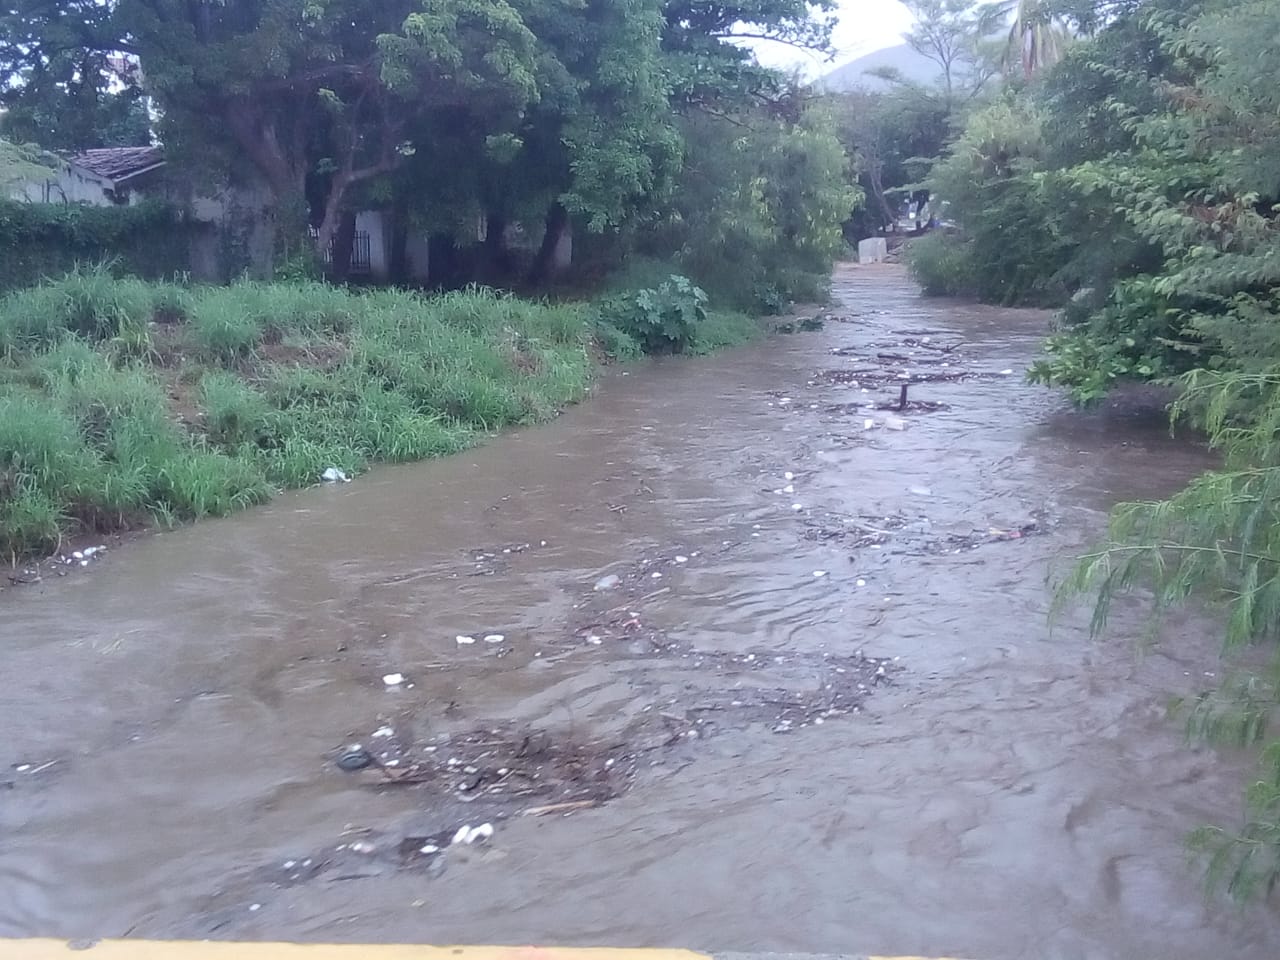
xmin=9 ymin=163 xmax=167 ymax=207
xmin=857 ymin=237 xmax=887 ymax=264
xmin=12 ymin=164 xmax=115 ymax=206
xmin=355 ymin=210 xmax=390 ymax=282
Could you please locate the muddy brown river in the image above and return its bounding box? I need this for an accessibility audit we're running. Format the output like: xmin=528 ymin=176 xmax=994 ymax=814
xmin=3 ymin=265 xmax=1278 ymax=959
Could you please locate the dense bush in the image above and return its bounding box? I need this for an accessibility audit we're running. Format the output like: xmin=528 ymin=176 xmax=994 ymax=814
xmin=904 ymin=232 xmax=976 ymax=298
xmin=913 ymin=100 xmax=1078 ymax=307
xmin=0 ymin=200 xmax=196 ymax=291
xmin=597 ymin=275 xmax=708 ymax=354
xmin=635 ymin=104 xmax=860 ymax=314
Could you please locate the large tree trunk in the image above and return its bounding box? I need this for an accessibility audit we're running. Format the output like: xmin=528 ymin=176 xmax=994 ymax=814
xmin=481 ymin=211 xmax=510 ymax=285
xmin=525 ymin=202 xmax=569 ymax=287
xmin=313 ymin=172 xmax=353 ymax=268
xmin=223 ymin=102 xmax=310 ymax=276
xmin=866 ymin=164 xmax=894 ymax=232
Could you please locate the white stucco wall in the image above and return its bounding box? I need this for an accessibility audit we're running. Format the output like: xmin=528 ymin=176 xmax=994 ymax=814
xmin=11 ymin=163 xmax=116 ymax=205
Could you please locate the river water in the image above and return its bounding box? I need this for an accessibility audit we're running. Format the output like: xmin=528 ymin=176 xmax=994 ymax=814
xmin=3 ymin=264 xmax=1277 ymax=959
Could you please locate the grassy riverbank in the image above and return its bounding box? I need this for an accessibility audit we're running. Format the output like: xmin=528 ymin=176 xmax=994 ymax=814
xmin=0 ymin=269 xmax=759 ymax=559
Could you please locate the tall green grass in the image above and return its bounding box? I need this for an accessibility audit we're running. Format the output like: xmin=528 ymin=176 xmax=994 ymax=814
xmin=0 ymin=274 xmax=606 ymax=558
xmin=0 ymin=270 xmax=762 ymax=559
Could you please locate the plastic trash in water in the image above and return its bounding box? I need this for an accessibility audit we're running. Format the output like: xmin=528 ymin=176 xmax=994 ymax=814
xmin=455 ymin=635 xmax=477 ymax=645
xmin=863 ymin=418 xmax=875 ymax=430
xmin=483 ymin=634 xmax=505 ymax=644
xmin=321 ymin=467 xmax=350 ymax=483
xmin=382 ymin=672 xmax=405 ymax=685
xmin=594 ymin=574 xmax=621 ymax=591
xmin=452 ymin=823 xmax=494 ymax=846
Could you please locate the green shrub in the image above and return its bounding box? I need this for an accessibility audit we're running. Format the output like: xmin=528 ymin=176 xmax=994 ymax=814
xmin=0 ymin=199 xmax=193 ymax=293
xmin=597 ymin=275 xmax=709 ymax=354
xmin=634 ymin=106 xmax=859 ymax=314
xmin=906 ymin=233 xmax=978 ymax=298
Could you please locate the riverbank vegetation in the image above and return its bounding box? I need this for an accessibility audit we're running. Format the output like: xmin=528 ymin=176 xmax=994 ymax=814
xmin=853 ymin=0 xmax=1280 ymax=898
xmin=0 ymin=267 xmax=760 ymax=559
xmin=0 ymin=0 xmax=861 ymax=560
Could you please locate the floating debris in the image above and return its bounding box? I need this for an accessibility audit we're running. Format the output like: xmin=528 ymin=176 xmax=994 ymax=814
xmin=321 ymin=467 xmax=350 ymax=483
xmin=337 ymin=746 xmax=374 ymax=771
xmin=451 ymin=823 xmax=494 ymax=846
xmin=382 ymin=673 xmax=405 ymax=686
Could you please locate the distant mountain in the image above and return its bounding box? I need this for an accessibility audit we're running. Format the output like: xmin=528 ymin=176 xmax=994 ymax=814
xmin=818 ymin=43 xmax=941 ymax=92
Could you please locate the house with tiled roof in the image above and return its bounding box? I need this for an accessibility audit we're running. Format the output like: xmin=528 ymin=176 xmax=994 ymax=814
xmin=10 ymin=145 xmax=168 ymax=206
xmin=6 ymin=143 xmax=524 ymax=284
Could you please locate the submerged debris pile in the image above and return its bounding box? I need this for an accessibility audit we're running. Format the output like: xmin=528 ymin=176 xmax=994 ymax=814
xmin=801 ymin=510 xmax=1051 ymax=558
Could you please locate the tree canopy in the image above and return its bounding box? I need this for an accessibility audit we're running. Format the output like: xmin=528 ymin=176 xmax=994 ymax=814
xmin=0 ymin=0 xmax=859 ymax=305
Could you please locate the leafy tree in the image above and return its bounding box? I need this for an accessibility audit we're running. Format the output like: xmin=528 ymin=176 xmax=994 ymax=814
xmin=901 ymin=0 xmax=1000 ymax=104
xmin=910 ymin=97 xmax=1083 ymax=304
xmin=0 ymin=0 xmax=151 ymax=149
xmin=639 ymin=95 xmax=860 ymax=311
xmin=982 ymin=0 xmax=1073 ymax=78
xmin=0 ymin=0 xmax=843 ymax=291
xmin=835 ymin=85 xmax=951 ymax=235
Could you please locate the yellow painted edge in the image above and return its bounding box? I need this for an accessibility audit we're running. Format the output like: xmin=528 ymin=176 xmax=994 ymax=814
xmin=1 ymin=943 xmax=965 ymax=960
xmin=2 ymin=947 xmax=721 ymax=960
xmin=1 ymin=944 xmax=710 ymax=960
xmin=0 ymin=947 xmax=711 ymax=960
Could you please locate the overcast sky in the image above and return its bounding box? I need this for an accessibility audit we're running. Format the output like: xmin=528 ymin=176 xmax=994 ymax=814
xmin=745 ymin=0 xmax=914 ymax=76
